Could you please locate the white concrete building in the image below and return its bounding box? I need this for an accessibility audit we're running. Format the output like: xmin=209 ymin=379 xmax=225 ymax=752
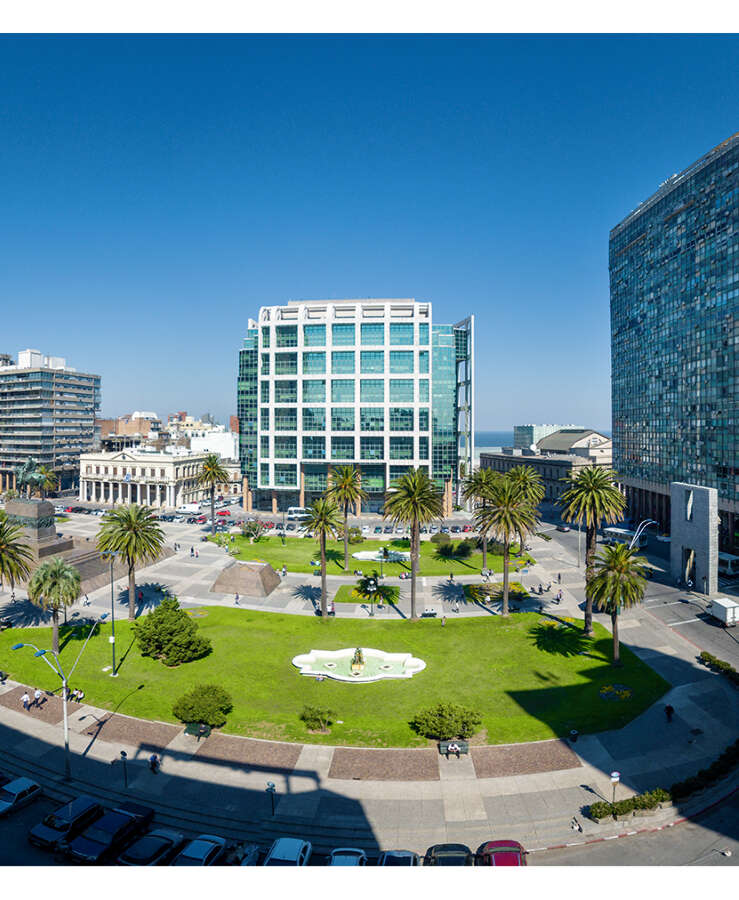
xmin=190 ymin=431 xmax=239 ymax=459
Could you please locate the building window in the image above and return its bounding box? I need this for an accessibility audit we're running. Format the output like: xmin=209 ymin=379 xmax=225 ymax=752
xmin=274 ymin=408 xmax=297 ymax=431
xmin=389 ymin=379 xmax=414 ymax=402
xmin=360 ymin=379 xmax=384 ymax=402
xmin=390 ymin=465 xmax=412 ymax=480
xmin=389 ymin=437 xmax=414 ymax=459
xmin=275 ymin=381 xmax=298 ymax=403
xmin=360 ymin=436 xmax=384 ymax=460
xmin=419 ymin=350 xmax=429 ymax=374
xmin=303 ymin=324 xmax=326 ymax=346
xmin=275 ymin=325 xmax=298 ymax=348
xmin=104 ymin=467 xmax=108 ymax=474
xmin=261 ymin=381 xmax=270 ymax=403
xmin=302 ymin=436 xmax=325 ymax=459
xmin=331 ymin=407 xmax=355 ymax=431
xmin=302 ymin=352 xmax=326 ymax=374
xmin=274 ymin=436 xmax=297 ymax=458
xmin=303 ymin=407 xmax=326 ymax=431
xmin=331 ymin=351 xmax=355 ymax=374
xmin=274 ymin=463 xmax=297 ymax=486
xmin=418 ymin=408 xmax=429 ymax=431
xmin=261 ymin=435 xmax=269 ymax=457
xmin=159 ymin=469 xmax=164 ymax=477
xmin=419 ymin=436 xmax=429 ymax=458
xmin=331 ymin=436 xmax=355 ymax=460
xmin=418 ymin=323 xmax=429 ymax=345
xmin=332 ymin=323 xmax=355 ymax=346
xmin=261 ymin=353 xmax=270 ymax=375
xmin=390 ymin=323 xmax=414 ymax=345
xmin=390 ymin=351 xmax=414 ymax=373
xmin=389 ymin=407 xmax=414 ymax=431
xmin=261 ymin=326 xmax=270 ymax=348
xmin=361 ymin=322 xmax=384 ymax=345
xmin=260 ymin=463 xmax=269 ymax=483
xmin=360 ymin=350 xmax=384 ymax=373
xmin=360 ymin=408 xmax=384 ymax=431
xmin=275 ymin=353 xmax=298 ymax=375
xmin=302 ymin=379 xmax=326 ymax=402
xmin=419 ymin=379 xmax=429 ymax=402
xmin=86 ymin=465 xmax=91 ymax=473
xmin=261 ymin=408 xmax=270 ymax=430
xmin=331 ymin=379 xmax=355 ymax=403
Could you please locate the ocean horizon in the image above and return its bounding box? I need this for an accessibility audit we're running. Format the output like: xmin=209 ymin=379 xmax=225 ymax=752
xmin=475 ymin=427 xmax=611 ymax=450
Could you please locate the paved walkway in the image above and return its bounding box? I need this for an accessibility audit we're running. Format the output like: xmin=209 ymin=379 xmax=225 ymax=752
xmin=1 ymin=531 xmax=737 ymax=854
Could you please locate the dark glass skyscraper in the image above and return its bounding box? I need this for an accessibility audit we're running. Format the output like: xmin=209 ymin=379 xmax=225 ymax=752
xmin=609 ymin=133 xmax=739 ymax=552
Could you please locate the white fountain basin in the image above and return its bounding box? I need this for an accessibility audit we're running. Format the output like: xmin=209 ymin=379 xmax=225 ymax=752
xmin=351 ymin=550 xmax=410 ymax=561
xmin=292 ymin=647 xmax=426 ymax=683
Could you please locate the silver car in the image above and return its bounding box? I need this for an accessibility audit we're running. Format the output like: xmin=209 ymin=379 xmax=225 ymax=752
xmin=0 ymin=777 xmax=42 ymax=816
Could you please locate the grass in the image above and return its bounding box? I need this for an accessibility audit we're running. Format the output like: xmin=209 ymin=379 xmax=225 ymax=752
xmin=333 ymin=584 xmax=400 ymax=604
xmin=0 ymin=609 xmax=668 ymax=748
xmin=217 ymin=534 xmax=535 ymax=577
xmin=464 ymin=582 xmax=531 ymax=604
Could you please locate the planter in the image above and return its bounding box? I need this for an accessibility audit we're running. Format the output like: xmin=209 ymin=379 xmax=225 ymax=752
xmin=657 ymin=801 xmax=675 ymax=811
xmin=590 ymin=815 xmax=614 ymax=825
xmin=633 ymin=808 xmax=657 ymax=818
xmin=615 ymin=812 xmax=634 ymax=821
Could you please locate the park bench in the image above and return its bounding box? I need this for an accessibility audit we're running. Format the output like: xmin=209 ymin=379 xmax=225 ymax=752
xmin=421 ymin=607 xmax=438 ymax=618
xmin=184 ymin=722 xmax=212 ymax=739
xmin=439 ymin=740 xmax=469 ymax=757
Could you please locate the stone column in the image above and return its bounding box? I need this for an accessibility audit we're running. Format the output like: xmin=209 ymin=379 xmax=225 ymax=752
xmin=271 ymin=490 xmax=278 ymax=514
xmin=136 ymin=482 xmax=142 ymax=504
xmin=299 ymin=467 xmax=305 ymax=508
xmin=79 ymin=479 xmax=85 ymax=501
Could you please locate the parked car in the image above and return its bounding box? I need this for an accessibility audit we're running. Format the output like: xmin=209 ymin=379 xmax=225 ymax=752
xmin=118 ymin=827 xmax=186 ymax=866
xmin=29 ymin=795 xmax=103 ymax=851
xmin=451 ymin=525 xmax=461 ymax=534
xmin=383 ymin=526 xmax=393 ymax=534
xmin=424 ymin=843 xmax=474 ymax=866
xmin=462 ymin=525 xmax=472 ymax=533
xmin=419 ymin=526 xmax=428 ymax=534
xmin=286 ymin=523 xmax=296 ymax=532
xmin=361 ymin=525 xmax=370 ymax=534
xmin=171 ymin=834 xmax=227 ymax=866
xmin=262 ymin=837 xmax=312 ymax=866
xmin=556 ymin=525 xmax=570 ymax=532
xmin=440 ymin=526 xmax=450 ymax=534
xmin=429 ymin=524 xmax=439 ymax=534
xmin=0 ymin=777 xmax=42 ymax=817
xmin=64 ymin=506 xmax=74 ymax=512
xmin=373 ymin=526 xmax=383 ymax=534
xmin=63 ymin=801 xmax=154 ymax=863
xmin=196 ymin=516 xmax=207 ymax=524
xmin=377 ymin=850 xmax=421 ymax=866
xmin=329 ymin=847 xmax=367 ymax=866
xmin=476 ymin=840 xmax=527 ymax=866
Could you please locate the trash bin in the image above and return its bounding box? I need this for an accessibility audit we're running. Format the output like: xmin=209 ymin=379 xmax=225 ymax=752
xmin=570 ymin=729 xmax=579 ymax=743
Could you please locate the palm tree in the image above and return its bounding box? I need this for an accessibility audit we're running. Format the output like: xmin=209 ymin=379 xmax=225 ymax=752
xmin=196 ymin=453 xmax=230 ymax=537
xmin=383 ymin=468 xmax=443 ymax=620
xmin=28 ymin=557 xmax=81 ymax=654
xmin=0 ymin=512 xmax=33 ymax=594
xmin=506 ymin=465 xmax=544 ymax=556
xmin=590 ymin=543 xmax=648 ymax=666
xmin=462 ymin=468 xmax=499 ymax=570
xmin=326 ymin=465 xmax=368 ymax=572
xmin=353 ymin=571 xmax=397 ymax=608
xmin=303 ymin=499 xmax=342 ymax=617
xmin=474 ymin=478 xmax=539 ymax=616
xmin=557 ymin=467 xmax=626 ymax=636
xmin=36 ymin=466 xmax=58 ymax=499
xmin=96 ymin=504 xmax=164 ymax=620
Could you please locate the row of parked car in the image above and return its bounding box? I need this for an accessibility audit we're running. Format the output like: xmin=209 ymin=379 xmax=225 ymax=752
xmin=1 ymin=774 xmax=526 ymax=866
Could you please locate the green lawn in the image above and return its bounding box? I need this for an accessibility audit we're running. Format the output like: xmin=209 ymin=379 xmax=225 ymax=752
xmin=333 ymin=584 xmax=400 ymax=604
xmin=0 ymin=609 xmax=668 ymax=748
xmin=216 ymin=534 xmax=535 ymax=577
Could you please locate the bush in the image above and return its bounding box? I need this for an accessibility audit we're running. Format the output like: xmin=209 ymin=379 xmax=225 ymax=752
xmin=347 ymin=527 xmax=364 ymax=545
xmin=437 ymin=543 xmax=456 ymax=558
xmin=588 ymin=801 xmax=613 ymax=820
xmin=133 ymin=597 xmax=211 ymax=666
xmin=430 ymin=532 xmax=450 ymax=545
xmin=455 ymin=540 xmax=473 ymax=558
xmin=172 ymin=684 xmax=233 ymax=727
xmin=535 ymin=531 xmax=552 ymax=542
xmin=699 ymin=651 xmax=739 ymax=686
xmin=300 ymin=705 xmax=336 ymax=733
xmin=669 ymin=738 xmax=739 ymax=799
xmin=650 ymin=787 xmax=671 ymax=803
xmin=612 ymin=798 xmax=635 ymax=816
xmin=410 ymin=702 xmax=482 ymax=740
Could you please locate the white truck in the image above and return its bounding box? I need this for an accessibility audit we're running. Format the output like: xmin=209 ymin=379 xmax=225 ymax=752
xmin=709 ymin=598 xmax=739 ymax=627
xmin=176 ymin=503 xmax=201 ymax=515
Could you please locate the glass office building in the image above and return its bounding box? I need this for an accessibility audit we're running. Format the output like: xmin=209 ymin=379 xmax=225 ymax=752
xmin=0 ymin=350 xmax=101 ymax=491
xmin=609 ymin=133 xmax=739 ymax=552
xmin=237 ymin=299 xmax=474 ymax=513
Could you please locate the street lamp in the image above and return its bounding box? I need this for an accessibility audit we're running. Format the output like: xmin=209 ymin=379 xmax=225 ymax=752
xmin=367 ymin=578 xmax=377 ymax=618
xmin=101 ymin=551 xmax=119 ymax=676
xmin=629 ymin=519 xmax=658 ymax=550
xmin=266 ymin=781 xmax=276 ymax=815
xmin=610 ymin=770 xmax=621 ymax=806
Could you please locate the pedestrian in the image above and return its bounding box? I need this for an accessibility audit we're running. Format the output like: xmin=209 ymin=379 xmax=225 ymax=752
xmin=453 ymin=599 xmax=459 ymax=614
xmin=33 ymin=687 xmax=42 ymax=708
xmin=21 ymin=691 xmax=30 ymax=711
xmin=449 ymin=572 xmax=454 ymax=583
xmin=84 ymin=593 xmax=89 ymax=605
xmin=282 ymin=565 xmax=287 ymax=577
xmin=195 ymin=550 xmax=199 ymax=558
xmin=665 ymin=704 xmax=675 ymax=723
xmin=190 ymin=546 xmax=194 ymax=557
xmin=558 ymin=572 xmax=561 ymax=584
xmin=138 ymin=589 xmax=143 ymax=602
xmin=148 ymin=753 xmax=160 ymax=774
xmin=441 ymin=614 xmax=446 ymax=627
xmin=234 ymin=593 xmax=240 ymax=605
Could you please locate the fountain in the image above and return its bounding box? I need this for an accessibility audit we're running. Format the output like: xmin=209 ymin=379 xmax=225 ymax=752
xmin=292 ymin=647 xmax=426 ymax=683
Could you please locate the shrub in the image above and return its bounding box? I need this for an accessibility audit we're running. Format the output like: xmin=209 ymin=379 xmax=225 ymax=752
xmin=650 ymin=787 xmax=671 ymax=803
xmin=430 ymin=532 xmax=450 ymax=545
xmin=437 ymin=543 xmax=455 ymax=558
xmin=133 ymin=597 xmax=211 ymax=666
xmin=588 ymin=801 xmax=613 ymax=820
xmin=535 ymin=531 xmax=552 ymax=542
xmin=347 ymin=527 xmax=364 ymax=545
xmin=612 ymin=798 xmax=635 ymax=816
xmin=455 ymin=540 xmax=473 ymax=559
xmin=410 ymin=702 xmax=482 ymax=740
xmin=241 ymin=520 xmax=264 ymax=543
xmin=300 ymin=705 xmax=336 ymax=733
xmin=172 ymin=684 xmax=233 ymax=727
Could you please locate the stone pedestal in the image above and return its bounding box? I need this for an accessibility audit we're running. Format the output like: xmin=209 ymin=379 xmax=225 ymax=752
xmin=4 ymin=499 xmax=74 ymax=560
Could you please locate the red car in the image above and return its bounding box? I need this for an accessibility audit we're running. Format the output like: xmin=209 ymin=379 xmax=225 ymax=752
xmin=462 ymin=525 xmax=472 ymax=533
xmin=195 ymin=516 xmax=207 ymax=524
xmin=476 ymin=840 xmax=527 ymax=866
xmin=216 ymin=510 xmax=231 ymax=517
xmin=65 ymin=507 xmax=74 ymax=513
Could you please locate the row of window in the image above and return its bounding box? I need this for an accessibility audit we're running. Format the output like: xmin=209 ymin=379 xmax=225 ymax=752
xmin=260 ymin=463 xmax=429 ymax=489
xmin=262 ymin=406 xmax=430 ymax=432
xmin=260 ymin=435 xmax=428 ymax=463
xmin=261 ymin=350 xmax=429 ymax=376
xmin=262 ymin=322 xmax=429 ymax=349
xmin=260 ymin=379 xmax=429 ymax=405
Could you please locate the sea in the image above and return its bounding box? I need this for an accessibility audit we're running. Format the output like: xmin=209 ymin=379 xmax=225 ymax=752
xmin=474 ymin=429 xmax=611 ymax=459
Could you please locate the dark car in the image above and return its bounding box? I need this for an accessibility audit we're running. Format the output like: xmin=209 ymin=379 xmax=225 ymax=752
xmin=451 ymin=526 xmax=461 ymax=534
xmin=440 ymin=526 xmax=450 ymax=534
xmin=286 ymin=523 xmax=296 ymax=531
xmin=383 ymin=526 xmax=393 ymax=534
xmin=29 ymin=795 xmax=103 ymax=851
xmin=476 ymin=840 xmax=527 ymax=866
xmin=171 ymin=834 xmax=227 ymax=866
xmin=556 ymin=524 xmax=570 ymax=532
xmin=424 ymin=843 xmax=474 ymax=866
xmin=118 ymin=827 xmax=186 ymax=866
xmin=374 ymin=526 xmax=383 ymax=534
xmin=63 ymin=801 xmax=154 ymax=863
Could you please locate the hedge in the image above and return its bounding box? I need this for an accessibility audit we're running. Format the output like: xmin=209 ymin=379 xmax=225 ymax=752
xmin=698 ymin=651 xmax=739 ymax=687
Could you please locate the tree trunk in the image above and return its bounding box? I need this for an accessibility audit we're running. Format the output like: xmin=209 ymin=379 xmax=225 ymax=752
xmin=210 ymin=485 xmax=215 ymax=541
xmin=320 ymin=533 xmax=327 ymax=618
xmin=128 ymin=561 xmax=136 ymax=621
xmin=502 ymin=539 xmax=510 ymax=616
xmin=410 ymin=520 xmax=419 ymax=620
xmin=482 ymin=534 xmax=488 ymax=570
xmin=583 ymin=523 xmax=597 ymax=636
xmin=343 ymin=501 xmax=349 ymax=571
xmin=516 ymin=529 xmax=524 ymax=558
xmin=52 ymin=607 xmax=59 ymax=655
xmin=611 ymin=611 xmax=621 ymax=666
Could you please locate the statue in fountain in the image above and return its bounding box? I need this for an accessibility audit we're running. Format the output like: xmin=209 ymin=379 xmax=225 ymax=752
xmin=351 ymin=647 xmax=365 ymax=674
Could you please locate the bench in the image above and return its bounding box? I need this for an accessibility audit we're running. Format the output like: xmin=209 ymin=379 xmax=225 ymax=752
xmin=184 ymin=722 xmax=212 ymax=739
xmin=439 ymin=740 xmax=469 ymax=757
xmin=421 ymin=608 xmax=438 ymax=618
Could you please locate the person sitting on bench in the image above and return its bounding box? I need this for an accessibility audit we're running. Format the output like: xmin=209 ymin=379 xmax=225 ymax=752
xmin=447 ymin=741 xmax=461 ymax=759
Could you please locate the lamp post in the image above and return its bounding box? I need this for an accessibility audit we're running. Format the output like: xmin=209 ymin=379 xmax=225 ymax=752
xmin=101 ymin=550 xmax=119 ymax=676
xmin=367 ymin=578 xmax=377 ymax=618
xmin=120 ymin=750 xmax=128 ymax=789
xmin=610 ymin=771 xmax=621 ymax=806
xmin=577 ymin=521 xmax=581 ymax=568
xmin=266 ymin=780 xmax=276 ymax=816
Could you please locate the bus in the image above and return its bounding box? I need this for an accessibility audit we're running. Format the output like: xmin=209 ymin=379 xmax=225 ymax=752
xmin=718 ymin=553 xmax=739 ymax=577
xmin=602 ymin=527 xmax=648 ymax=549
xmin=286 ymin=506 xmax=310 ymax=522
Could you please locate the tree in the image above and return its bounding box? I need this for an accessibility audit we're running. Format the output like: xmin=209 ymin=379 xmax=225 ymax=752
xmin=241 ymin=519 xmax=264 ymax=544
xmin=506 ymin=465 xmax=544 ymax=556
xmin=134 ymin=596 xmax=211 ymax=665
xmin=35 ymin=466 xmax=58 ymax=499
xmin=3 ymin=488 xmax=19 ymax=501
xmin=28 ymin=557 xmax=81 ymax=654
xmin=172 ymin=684 xmax=233 ymax=727
xmin=300 ymin=705 xmax=336 ymax=733
xmin=96 ymin=504 xmax=164 ymax=621
xmin=352 ymin=571 xmax=397 ymax=607
xmin=0 ymin=512 xmax=33 ymax=594
xmin=384 ymin=468 xmax=443 ymax=620
xmin=474 ymin=478 xmax=538 ymax=616
xmin=557 ymin=467 xmax=626 ymax=636
xmin=590 ymin=543 xmax=647 ymax=666
xmin=303 ymin=498 xmax=342 ymax=617
xmin=462 ymin=468 xmax=499 ymax=570
xmin=326 ymin=465 xmax=367 ymax=571
xmin=196 ymin=453 xmax=230 ymax=538
xmin=410 ymin=702 xmax=482 ymax=740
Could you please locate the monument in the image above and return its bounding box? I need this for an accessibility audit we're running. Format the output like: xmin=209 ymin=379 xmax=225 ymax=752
xmin=669 ymin=482 xmax=719 ymax=596
xmin=4 ymin=459 xmax=74 ymax=560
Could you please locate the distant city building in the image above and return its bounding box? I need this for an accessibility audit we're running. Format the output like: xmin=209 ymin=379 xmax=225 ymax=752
xmin=0 ymin=350 xmax=100 ymax=492
xmin=167 ymin=414 xmax=225 ymax=439
xmin=229 ymin=414 xmax=240 ymax=434
xmin=98 ymin=411 xmax=162 ymax=441
xmin=237 ymin=299 xmax=474 ymax=513
xmin=190 ymin=431 xmax=239 ymax=460
xmin=513 ymin=424 xmax=581 ymax=449
xmin=610 ymin=132 xmax=739 ymax=552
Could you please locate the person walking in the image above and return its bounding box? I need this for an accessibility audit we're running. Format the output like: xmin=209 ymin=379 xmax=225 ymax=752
xmin=234 ymin=593 xmax=240 ymax=605
xmin=33 ymin=688 xmax=42 ymax=708
xmin=281 ymin=564 xmax=287 ymax=578
xmin=21 ymin=691 xmax=30 ymax=711
xmin=441 ymin=614 xmax=446 ymax=627
xmin=665 ymin=704 xmax=675 ymax=723
xmin=557 ymin=572 xmax=561 ymax=584
xmin=190 ymin=546 xmax=194 ymax=558
xmin=148 ymin=753 xmax=160 ymax=773
xmin=195 ymin=550 xmax=199 ymax=558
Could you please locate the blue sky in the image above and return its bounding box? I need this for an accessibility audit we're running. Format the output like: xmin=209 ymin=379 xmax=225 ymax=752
xmin=2 ymin=35 xmax=738 ymax=429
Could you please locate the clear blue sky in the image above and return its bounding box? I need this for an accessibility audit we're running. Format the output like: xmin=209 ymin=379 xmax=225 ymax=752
xmin=2 ymin=35 xmax=738 ymax=429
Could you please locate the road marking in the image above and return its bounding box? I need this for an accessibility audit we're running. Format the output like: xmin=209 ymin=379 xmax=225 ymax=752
xmin=646 ymin=600 xmax=691 ymax=607
xmin=666 ymin=617 xmax=700 ymax=626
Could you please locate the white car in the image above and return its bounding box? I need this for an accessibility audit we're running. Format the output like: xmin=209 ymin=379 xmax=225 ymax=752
xmin=173 ymin=516 xmax=185 ymax=523
xmin=0 ymin=777 xmax=42 ymax=816
xmin=329 ymin=847 xmax=367 ymax=866
xmin=361 ymin=525 xmax=370 ymax=534
xmin=263 ymin=837 xmax=312 ymax=866
xmin=170 ymin=834 xmax=227 ymax=866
